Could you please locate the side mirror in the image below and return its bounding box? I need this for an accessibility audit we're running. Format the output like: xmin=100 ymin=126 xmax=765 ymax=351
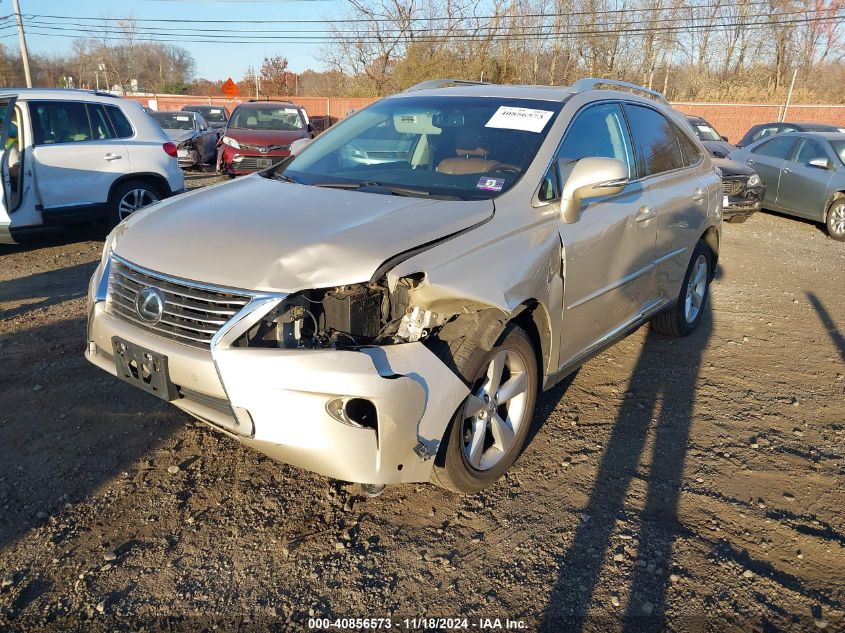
xmin=289 ymin=137 xmax=313 ymax=156
xmin=808 ymin=157 xmax=832 ymax=170
xmin=200 ymin=124 xmax=208 ymax=131
xmin=721 ymin=135 xmax=729 ymax=142
xmin=307 ymin=122 xmax=314 ymax=135
xmin=559 ymin=157 xmax=629 ymax=224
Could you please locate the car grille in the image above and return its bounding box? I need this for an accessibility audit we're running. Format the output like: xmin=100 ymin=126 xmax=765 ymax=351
xmin=722 ymin=178 xmax=745 ymax=196
xmin=106 ymin=257 xmax=252 ymax=349
xmin=232 ymin=156 xmax=284 ymax=171
xmin=239 ymin=142 xmax=289 ymax=152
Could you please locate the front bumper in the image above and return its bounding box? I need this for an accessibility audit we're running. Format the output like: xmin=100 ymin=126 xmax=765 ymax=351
xmin=220 ymin=145 xmax=290 ymax=175
xmin=85 ymin=259 xmax=468 ymax=484
xmin=723 ymin=184 xmax=765 ymax=221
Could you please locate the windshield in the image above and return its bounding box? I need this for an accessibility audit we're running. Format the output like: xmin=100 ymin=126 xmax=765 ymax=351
xmin=150 ymin=112 xmax=194 ymax=130
xmin=229 ymin=106 xmax=304 ymax=130
xmin=692 ymin=121 xmax=722 ymax=141
xmin=276 ymin=96 xmax=562 ymax=200
xmin=829 ymin=140 xmax=845 ymax=165
xmin=185 ymin=106 xmax=226 ymax=122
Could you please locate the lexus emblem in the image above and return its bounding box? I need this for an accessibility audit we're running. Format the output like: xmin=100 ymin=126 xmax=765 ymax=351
xmin=135 ymin=287 xmax=165 ymax=324
xmin=258 ymin=146 xmax=269 ymax=153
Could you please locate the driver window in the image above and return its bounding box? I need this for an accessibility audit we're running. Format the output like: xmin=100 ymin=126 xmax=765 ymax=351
xmin=557 ymin=103 xmax=634 ymax=178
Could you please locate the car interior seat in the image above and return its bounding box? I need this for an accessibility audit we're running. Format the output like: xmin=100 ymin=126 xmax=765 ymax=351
xmin=436 ymin=128 xmax=500 ymax=175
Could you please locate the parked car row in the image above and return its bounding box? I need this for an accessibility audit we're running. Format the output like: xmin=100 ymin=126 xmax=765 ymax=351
xmin=685 ymin=115 xmax=845 ymax=238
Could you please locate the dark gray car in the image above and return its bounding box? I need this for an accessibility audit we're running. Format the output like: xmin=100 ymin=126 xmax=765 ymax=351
xmin=729 ymin=132 xmax=845 ymax=240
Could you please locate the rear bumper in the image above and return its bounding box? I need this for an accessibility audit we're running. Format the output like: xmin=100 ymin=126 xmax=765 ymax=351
xmin=85 ymin=260 xmax=468 ymax=484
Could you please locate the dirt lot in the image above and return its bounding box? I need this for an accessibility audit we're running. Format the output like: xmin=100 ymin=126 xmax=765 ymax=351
xmin=1 ymin=177 xmax=843 ymax=631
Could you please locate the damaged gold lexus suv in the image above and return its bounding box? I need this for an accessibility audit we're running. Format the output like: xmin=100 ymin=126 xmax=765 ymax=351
xmin=86 ymin=79 xmax=721 ymax=493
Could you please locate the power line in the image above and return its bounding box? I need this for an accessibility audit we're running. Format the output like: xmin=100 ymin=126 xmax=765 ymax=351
xmin=15 ymin=14 xmax=842 ymax=46
xmin=13 ymin=5 xmax=842 ymax=39
xmin=15 ymin=1 xmax=803 ymax=25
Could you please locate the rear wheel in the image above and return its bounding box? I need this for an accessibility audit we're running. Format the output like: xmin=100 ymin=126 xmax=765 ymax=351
xmin=650 ymin=240 xmax=712 ymax=337
xmin=108 ymin=180 xmax=161 ymax=227
xmin=431 ymin=325 xmax=538 ymax=493
xmin=826 ymin=198 xmax=845 ymax=241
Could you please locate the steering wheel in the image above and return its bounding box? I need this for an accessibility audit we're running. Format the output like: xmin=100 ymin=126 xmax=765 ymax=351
xmin=488 ymin=163 xmax=520 ymax=174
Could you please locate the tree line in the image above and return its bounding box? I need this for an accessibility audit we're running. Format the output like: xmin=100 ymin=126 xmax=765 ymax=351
xmin=0 ymin=2 xmax=841 ymax=103
xmin=319 ymin=0 xmax=844 ymax=102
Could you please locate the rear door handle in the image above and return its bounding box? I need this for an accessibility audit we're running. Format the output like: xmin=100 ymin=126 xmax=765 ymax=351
xmin=635 ymin=206 xmax=656 ymax=222
xmin=104 ymin=153 xmax=122 ymax=161
xmin=782 ymin=167 xmax=791 ymax=174
xmin=746 ymin=158 xmax=755 ymax=165
xmin=692 ymin=188 xmax=706 ymax=204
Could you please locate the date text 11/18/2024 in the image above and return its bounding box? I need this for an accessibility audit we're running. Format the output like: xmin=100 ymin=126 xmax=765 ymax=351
xmin=307 ymin=617 xmax=529 ymax=630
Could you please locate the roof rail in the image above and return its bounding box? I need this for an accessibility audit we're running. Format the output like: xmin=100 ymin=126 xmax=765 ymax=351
xmin=569 ymin=78 xmax=669 ymax=105
xmin=404 ymin=79 xmax=491 ymax=92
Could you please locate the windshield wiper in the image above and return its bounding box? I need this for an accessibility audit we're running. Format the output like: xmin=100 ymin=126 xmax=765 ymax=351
xmin=311 ymin=181 xmax=465 ymax=200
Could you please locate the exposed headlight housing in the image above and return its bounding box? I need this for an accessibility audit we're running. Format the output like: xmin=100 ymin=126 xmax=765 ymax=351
xmin=221 ymin=136 xmax=240 ymax=149
xmin=747 ymin=174 xmax=761 ymax=187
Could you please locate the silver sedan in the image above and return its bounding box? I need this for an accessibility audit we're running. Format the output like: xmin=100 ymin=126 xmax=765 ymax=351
xmin=730 ymin=131 xmax=845 ymax=240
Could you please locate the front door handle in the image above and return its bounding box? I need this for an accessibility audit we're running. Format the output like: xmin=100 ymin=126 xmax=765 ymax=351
xmin=692 ymin=188 xmax=706 ymax=204
xmin=782 ymin=167 xmax=792 ymax=174
xmin=635 ymin=206 xmax=656 ymax=222
xmin=104 ymin=153 xmax=122 ymax=161
xmin=746 ymin=158 xmax=756 ymax=165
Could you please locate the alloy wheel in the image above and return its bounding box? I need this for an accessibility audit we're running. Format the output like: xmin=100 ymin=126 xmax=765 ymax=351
xmin=684 ymin=254 xmax=708 ymax=324
xmin=830 ymin=203 xmax=845 ymax=237
xmin=461 ymin=348 xmax=530 ymax=471
xmin=118 ymin=188 xmax=159 ymax=221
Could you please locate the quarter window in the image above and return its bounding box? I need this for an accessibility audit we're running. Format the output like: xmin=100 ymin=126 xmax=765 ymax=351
xmin=753 ymin=136 xmax=798 ymax=159
xmin=557 ymin=103 xmax=634 ymax=178
xmin=106 ymin=105 xmax=134 ymax=138
xmin=624 ymin=104 xmax=685 ymax=176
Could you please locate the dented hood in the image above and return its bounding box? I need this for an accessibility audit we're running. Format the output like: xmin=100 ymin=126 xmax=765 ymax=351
xmin=113 ymin=175 xmax=493 ymax=293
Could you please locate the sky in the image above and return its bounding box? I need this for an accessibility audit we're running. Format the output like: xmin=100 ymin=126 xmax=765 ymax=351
xmin=0 ymin=0 xmax=347 ymax=80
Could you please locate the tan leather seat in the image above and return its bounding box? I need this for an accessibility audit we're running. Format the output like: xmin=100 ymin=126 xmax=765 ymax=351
xmin=436 ymin=133 xmax=499 ymax=174
xmin=436 ymin=157 xmax=499 ymax=174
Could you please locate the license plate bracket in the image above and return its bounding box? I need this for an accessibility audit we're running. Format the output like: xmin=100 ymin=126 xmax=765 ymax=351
xmin=256 ymin=158 xmax=273 ymax=169
xmin=112 ymin=337 xmax=177 ymax=401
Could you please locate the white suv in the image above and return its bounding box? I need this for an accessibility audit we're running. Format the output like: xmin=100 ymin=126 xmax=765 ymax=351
xmin=0 ymin=89 xmax=185 ymax=243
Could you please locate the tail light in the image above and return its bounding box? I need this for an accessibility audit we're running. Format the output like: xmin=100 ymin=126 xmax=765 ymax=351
xmin=163 ymin=142 xmax=177 ymax=157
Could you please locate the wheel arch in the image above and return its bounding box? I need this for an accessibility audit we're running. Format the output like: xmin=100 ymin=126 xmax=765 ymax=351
xmin=510 ymin=299 xmax=552 ymax=388
xmin=700 ymin=225 xmax=720 ymax=276
xmin=824 ymin=190 xmax=845 ymax=222
xmin=107 ymin=172 xmax=173 ymax=203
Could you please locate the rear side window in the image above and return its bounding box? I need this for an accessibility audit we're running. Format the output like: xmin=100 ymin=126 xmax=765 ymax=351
xmin=624 ymin=104 xmax=685 ymax=176
xmin=106 ymin=105 xmax=134 ymax=138
xmin=753 ymin=136 xmax=797 ymax=159
xmin=29 ymin=101 xmax=92 ymax=145
xmin=88 ymin=104 xmax=115 ymax=140
xmin=794 ymin=139 xmax=826 ymax=164
xmin=557 ymin=102 xmax=635 ymax=178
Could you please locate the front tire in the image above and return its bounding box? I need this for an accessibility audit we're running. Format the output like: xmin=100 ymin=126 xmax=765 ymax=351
xmin=650 ymin=240 xmax=712 ymax=337
xmin=826 ymin=198 xmax=845 ymax=241
xmin=431 ymin=325 xmax=538 ymax=494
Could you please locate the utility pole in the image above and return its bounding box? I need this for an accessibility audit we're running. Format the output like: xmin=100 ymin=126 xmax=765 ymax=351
xmin=12 ymin=0 xmax=32 ymax=88
xmin=781 ymin=68 xmax=798 ymax=122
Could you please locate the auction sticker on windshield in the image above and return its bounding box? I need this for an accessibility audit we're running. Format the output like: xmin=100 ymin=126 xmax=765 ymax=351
xmin=477 ymin=177 xmax=505 ymax=192
xmin=485 ymin=106 xmax=554 ymax=133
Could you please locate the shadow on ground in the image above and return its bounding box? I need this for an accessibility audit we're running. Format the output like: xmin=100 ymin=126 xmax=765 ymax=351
xmin=541 ymin=302 xmax=713 ymax=631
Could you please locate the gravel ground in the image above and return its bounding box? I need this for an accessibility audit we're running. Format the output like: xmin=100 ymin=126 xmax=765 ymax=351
xmin=0 ymin=182 xmax=843 ymax=632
